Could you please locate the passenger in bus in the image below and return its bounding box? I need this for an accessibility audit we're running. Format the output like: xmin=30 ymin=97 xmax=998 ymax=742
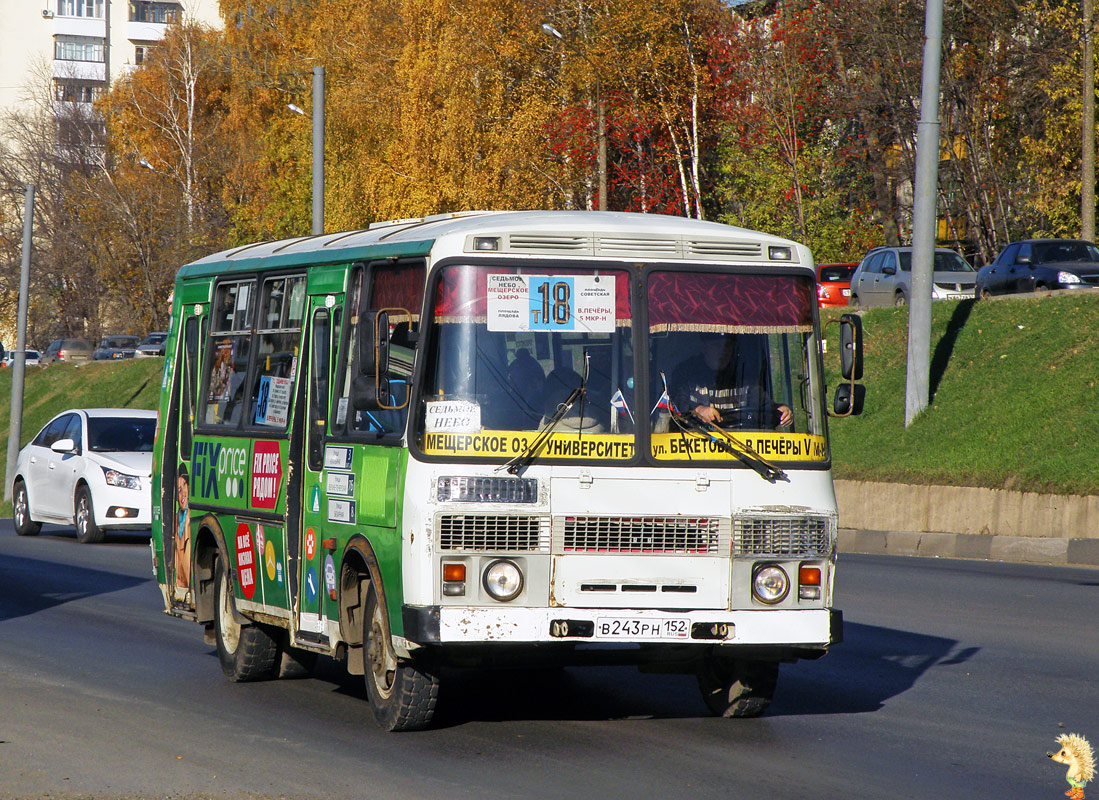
xmin=543 ymin=365 xmax=606 ymax=432
xmin=671 ymin=333 xmax=792 ymax=430
xmin=504 ymin=348 xmax=545 ymax=429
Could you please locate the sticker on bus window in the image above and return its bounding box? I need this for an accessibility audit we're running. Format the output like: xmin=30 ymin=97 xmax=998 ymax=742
xmin=424 ymin=400 xmax=481 ymax=433
xmin=255 ymin=375 xmax=292 ymax=427
xmin=487 ymin=274 xmax=615 ymax=333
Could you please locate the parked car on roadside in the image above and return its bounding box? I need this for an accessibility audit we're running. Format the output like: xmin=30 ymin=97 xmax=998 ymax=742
xmin=849 ymin=246 xmax=976 ymax=308
xmin=1 ymin=350 xmax=41 ymax=368
xmin=975 ymin=239 xmax=1099 ymax=299
xmin=134 ymin=332 xmax=168 ymax=357
xmin=93 ymin=335 xmax=141 ymax=360
xmin=816 ymin=262 xmax=857 ymax=308
xmin=11 ymin=408 xmax=156 ymax=543
xmin=40 ymin=338 xmax=94 ymax=366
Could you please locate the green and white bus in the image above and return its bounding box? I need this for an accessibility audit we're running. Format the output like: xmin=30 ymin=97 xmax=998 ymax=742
xmin=151 ymin=210 xmax=864 ymax=730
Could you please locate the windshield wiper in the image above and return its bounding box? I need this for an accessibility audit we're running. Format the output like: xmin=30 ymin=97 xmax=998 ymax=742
xmin=671 ymin=410 xmax=788 ymax=483
xmin=500 ymin=355 xmax=589 ymax=476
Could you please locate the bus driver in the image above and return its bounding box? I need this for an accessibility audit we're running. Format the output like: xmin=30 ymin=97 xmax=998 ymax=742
xmin=672 ymin=332 xmax=793 ymax=430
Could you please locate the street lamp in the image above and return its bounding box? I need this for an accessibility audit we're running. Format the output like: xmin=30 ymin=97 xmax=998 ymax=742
xmin=287 ymin=66 xmax=325 ymax=236
xmin=542 ymin=23 xmax=607 ymax=212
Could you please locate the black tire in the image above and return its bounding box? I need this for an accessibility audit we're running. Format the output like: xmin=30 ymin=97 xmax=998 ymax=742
xmin=276 ymin=639 xmax=318 ymax=679
xmin=697 ymin=657 xmax=779 ymax=718
xmin=364 ymin=583 xmax=439 ymax=731
xmin=74 ymin=486 xmax=104 ymax=544
xmin=980 ymin=286 xmax=993 ymax=300
xmin=12 ymin=480 xmax=41 ymax=536
xmin=849 ymin=293 xmax=861 ymax=310
xmin=894 ymin=291 xmax=907 ymax=307
xmin=214 ymin=556 xmax=278 ymax=682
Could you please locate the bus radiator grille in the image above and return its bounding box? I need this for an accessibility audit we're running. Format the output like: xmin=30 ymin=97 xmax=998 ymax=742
xmin=732 ymin=516 xmax=832 ymax=557
xmin=437 ymin=515 xmax=550 ymax=552
xmin=555 ymin=516 xmax=728 ymax=555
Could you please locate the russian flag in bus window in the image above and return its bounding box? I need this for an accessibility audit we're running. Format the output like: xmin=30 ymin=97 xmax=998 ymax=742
xmin=610 ymin=389 xmax=634 ymax=421
xmin=651 ymin=390 xmax=678 ymax=416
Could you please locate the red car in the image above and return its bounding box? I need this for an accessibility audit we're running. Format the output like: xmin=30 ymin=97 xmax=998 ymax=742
xmin=816 ymin=263 xmax=857 ymax=308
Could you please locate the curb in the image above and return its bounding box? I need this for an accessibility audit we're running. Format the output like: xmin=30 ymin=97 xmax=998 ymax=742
xmin=839 ymin=528 xmax=1099 ymax=567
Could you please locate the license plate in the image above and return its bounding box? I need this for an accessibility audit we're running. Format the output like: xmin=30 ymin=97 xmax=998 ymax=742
xmin=841 ymin=288 xmax=851 ymax=296
xmin=596 ymin=617 xmax=689 ymax=639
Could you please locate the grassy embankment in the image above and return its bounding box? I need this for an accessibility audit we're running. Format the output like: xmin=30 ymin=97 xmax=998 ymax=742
xmin=0 ymin=358 xmax=163 ymax=515
xmin=0 ymin=292 xmax=1095 ymax=522
xmin=823 ymin=290 xmax=1099 ymax=496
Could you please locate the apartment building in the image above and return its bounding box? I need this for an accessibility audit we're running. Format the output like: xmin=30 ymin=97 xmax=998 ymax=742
xmin=0 ymin=0 xmax=221 ymax=122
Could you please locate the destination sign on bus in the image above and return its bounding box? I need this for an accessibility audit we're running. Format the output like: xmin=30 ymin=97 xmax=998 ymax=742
xmin=487 ymin=274 xmax=615 ymax=333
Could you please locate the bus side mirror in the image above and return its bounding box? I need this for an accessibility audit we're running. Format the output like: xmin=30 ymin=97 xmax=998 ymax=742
xmin=839 ymin=313 xmax=863 ymax=381
xmin=826 ymin=313 xmax=866 ymax=418
xmin=833 ymin=383 xmax=865 ymax=416
xmin=351 ymin=374 xmax=391 ymax=411
xmin=357 ymin=310 xmax=390 ymax=377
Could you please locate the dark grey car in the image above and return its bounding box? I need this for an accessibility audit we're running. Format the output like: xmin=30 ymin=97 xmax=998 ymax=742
xmin=975 ymin=239 xmax=1099 ymax=298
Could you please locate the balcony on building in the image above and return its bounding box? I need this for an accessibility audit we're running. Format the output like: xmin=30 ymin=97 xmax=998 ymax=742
xmin=53 ymin=0 xmax=106 ymax=38
xmin=127 ymin=1 xmax=181 ymax=42
xmin=52 ymin=35 xmax=107 ymax=82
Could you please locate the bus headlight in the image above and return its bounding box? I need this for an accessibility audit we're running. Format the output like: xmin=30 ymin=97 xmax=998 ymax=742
xmin=482 ymin=559 xmax=523 ymax=602
xmin=752 ymin=564 xmax=789 ymax=604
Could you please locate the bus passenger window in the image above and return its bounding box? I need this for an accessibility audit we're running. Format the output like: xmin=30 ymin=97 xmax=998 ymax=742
xmin=203 ymin=280 xmax=255 ymax=427
xmin=248 ymin=275 xmax=307 ymax=428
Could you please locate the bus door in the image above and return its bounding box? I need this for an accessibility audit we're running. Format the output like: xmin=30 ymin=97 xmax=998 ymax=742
xmin=165 ymin=298 xmax=207 ymax=609
xmin=295 ymin=297 xmax=339 ymax=644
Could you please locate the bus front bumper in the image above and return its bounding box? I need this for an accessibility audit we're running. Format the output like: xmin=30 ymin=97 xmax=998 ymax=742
xmin=402 ymin=605 xmax=842 ymax=651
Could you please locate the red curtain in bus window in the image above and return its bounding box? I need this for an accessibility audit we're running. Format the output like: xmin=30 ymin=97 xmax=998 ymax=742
xmin=432 ymin=265 xmax=632 ymax=323
xmin=371 ymin=263 xmax=426 ymax=319
xmin=647 ymin=272 xmax=814 ymax=333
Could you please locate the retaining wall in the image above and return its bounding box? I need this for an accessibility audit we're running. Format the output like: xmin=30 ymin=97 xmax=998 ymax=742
xmin=834 ymin=479 xmax=1099 ymax=566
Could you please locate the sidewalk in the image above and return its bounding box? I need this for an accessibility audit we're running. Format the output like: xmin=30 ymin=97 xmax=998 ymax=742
xmin=834 ymin=479 xmax=1099 ymax=567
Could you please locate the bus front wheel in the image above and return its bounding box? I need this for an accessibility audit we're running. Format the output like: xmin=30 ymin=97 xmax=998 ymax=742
xmin=214 ymin=556 xmax=277 ymax=682
xmin=697 ymin=657 xmax=779 ymax=718
xmin=363 ymin=583 xmax=439 ymax=732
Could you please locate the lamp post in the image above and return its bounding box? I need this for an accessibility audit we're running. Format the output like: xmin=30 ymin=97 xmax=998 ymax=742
xmin=542 ymin=23 xmax=607 ymax=211
xmin=288 ymin=65 xmax=325 ymax=236
xmin=5 ymin=185 xmax=35 ymax=502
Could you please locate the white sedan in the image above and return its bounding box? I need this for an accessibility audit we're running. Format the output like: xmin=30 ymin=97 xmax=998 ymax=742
xmin=12 ymin=409 xmax=156 ymax=543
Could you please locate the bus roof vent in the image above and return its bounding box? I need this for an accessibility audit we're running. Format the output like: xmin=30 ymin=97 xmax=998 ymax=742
xmin=507 ymin=234 xmax=593 ymax=254
xmin=596 ymin=236 xmax=680 ymax=257
xmin=686 ymin=239 xmax=763 ymax=259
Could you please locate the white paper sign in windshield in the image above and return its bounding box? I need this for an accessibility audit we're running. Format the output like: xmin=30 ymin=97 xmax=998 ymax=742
xmin=487 ymin=274 xmax=615 ymax=333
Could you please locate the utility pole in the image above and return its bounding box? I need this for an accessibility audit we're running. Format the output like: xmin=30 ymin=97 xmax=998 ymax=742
xmin=1083 ymin=0 xmax=1096 ymax=240
xmin=312 ymin=66 xmax=325 ymax=236
xmin=905 ymin=0 xmax=944 ymax=427
xmin=5 ymin=185 xmax=35 ymax=501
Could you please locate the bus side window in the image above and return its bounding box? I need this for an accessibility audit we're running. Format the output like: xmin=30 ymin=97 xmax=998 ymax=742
xmin=180 ymin=316 xmax=198 ymax=453
xmin=203 ymin=280 xmax=256 ymax=427
xmin=248 ymin=275 xmax=307 ymax=429
xmin=308 ymin=308 xmax=330 ymax=470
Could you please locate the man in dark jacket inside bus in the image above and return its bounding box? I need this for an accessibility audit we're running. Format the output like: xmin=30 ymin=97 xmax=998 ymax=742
xmin=671 ymin=332 xmax=792 ymax=430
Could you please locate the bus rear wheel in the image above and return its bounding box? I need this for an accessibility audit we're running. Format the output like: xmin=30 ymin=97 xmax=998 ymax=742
xmin=697 ymin=657 xmax=779 ymax=718
xmin=363 ymin=583 xmax=439 ymax=731
xmin=214 ymin=556 xmax=277 ymax=682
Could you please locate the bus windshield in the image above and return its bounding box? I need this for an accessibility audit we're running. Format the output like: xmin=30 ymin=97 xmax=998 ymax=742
xmin=417 ymin=264 xmax=635 ymax=462
xmin=646 ymin=270 xmax=827 ymax=463
xmin=414 ymin=263 xmax=827 ymax=466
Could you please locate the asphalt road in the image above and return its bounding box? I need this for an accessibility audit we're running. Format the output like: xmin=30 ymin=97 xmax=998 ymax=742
xmin=0 ymin=520 xmax=1096 ymax=800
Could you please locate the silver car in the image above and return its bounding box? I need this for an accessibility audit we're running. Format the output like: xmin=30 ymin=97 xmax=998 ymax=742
xmin=849 ymin=247 xmax=977 ymax=308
